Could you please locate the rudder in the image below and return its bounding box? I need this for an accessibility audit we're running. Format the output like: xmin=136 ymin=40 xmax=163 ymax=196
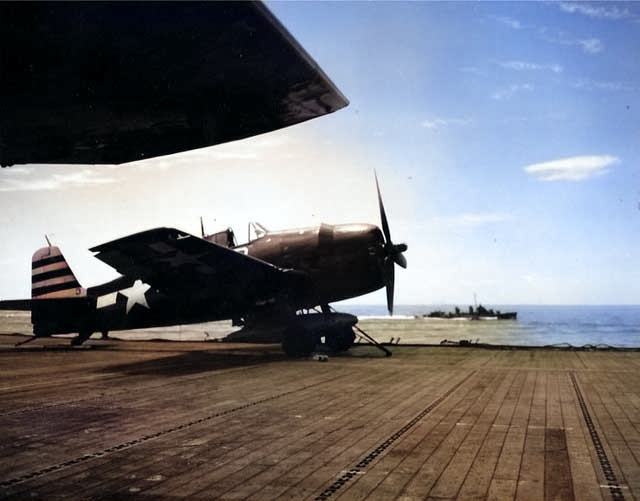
xmin=31 ymin=246 xmax=86 ymax=299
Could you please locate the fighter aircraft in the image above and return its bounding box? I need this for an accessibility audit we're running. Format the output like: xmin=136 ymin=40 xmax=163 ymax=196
xmin=0 ymin=176 xmax=407 ymax=356
xmin=0 ymin=2 xmax=347 ymax=167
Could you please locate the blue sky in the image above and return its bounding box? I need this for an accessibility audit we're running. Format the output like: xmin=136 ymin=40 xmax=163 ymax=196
xmin=1 ymin=1 xmax=639 ymax=305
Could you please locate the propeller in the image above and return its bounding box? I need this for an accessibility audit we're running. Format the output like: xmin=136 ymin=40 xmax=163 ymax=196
xmin=375 ymin=173 xmax=408 ymax=316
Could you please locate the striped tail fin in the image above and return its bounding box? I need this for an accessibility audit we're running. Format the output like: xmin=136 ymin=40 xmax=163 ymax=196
xmin=31 ymin=246 xmax=86 ymax=299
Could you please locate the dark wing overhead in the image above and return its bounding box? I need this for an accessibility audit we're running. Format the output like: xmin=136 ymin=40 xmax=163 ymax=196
xmin=0 ymin=2 xmax=348 ymax=167
xmin=90 ymin=228 xmax=287 ymax=311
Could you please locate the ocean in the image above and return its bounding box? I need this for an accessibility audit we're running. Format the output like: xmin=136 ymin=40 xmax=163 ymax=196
xmin=1 ymin=305 xmax=639 ymax=348
xmin=345 ymin=304 xmax=640 ymax=348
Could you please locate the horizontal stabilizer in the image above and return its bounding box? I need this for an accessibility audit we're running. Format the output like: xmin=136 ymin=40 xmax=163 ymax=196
xmin=0 ymin=299 xmax=33 ymax=311
xmin=0 ymin=296 xmax=94 ymax=312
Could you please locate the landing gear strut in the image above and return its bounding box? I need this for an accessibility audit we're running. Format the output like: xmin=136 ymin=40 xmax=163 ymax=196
xmin=15 ymin=336 xmax=39 ymax=347
xmin=353 ymin=324 xmax=392 ymax=357
xmin=71 ymin=330 xmax=93 ymax=346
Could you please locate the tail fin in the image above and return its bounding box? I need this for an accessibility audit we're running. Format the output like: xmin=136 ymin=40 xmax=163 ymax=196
xmin=31 ymin=246 xmax=86 ymax=299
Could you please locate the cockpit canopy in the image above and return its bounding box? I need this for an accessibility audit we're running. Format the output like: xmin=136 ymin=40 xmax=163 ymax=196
xmin=203 ymin=228 xmax=236 ymax=248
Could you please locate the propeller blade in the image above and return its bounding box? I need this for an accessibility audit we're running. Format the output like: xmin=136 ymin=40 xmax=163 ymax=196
xmin=383 ymin=258 xmax=395 ymax=315
xmin=375 ymin=172 xmax=391 ymax=244
xmin=374 ymin=171 xmax=407 ymax=315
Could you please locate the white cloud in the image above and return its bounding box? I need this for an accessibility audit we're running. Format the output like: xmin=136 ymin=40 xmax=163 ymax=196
xmin=421 ymin=117 xmax=472 ymax=130
xmin=524 ymin=155 xmax=619 ymax=181
xmin=579 ymin=38 xmax=604 ymax=54
xmin=432 ymin=213 xmax=515 ymax=227
xmin=491 ymin=83 xmax=534 ymax=101
xmin=459 ymin=66 xmax=486 ymax=77
xmin=559 ymin=2 xmax=637 ymax=21
xmin=494 ymin=16 xmax=522 ymax=30
xmin=537 ymin=28 xmax=604 ymax=54
xmin=572 ymin=79 xmax=632 ymax=92
xmin=497 ymin=60 xmax=563 ymax=73
xmin=0 ymin=167 xmax=118 ymax=192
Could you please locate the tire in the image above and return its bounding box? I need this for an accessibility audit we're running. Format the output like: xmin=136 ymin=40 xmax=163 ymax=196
xmin=282 ymin=326 xmax=315 ymax=357
xmin=325 ymin=325 xmax=356 ymax=352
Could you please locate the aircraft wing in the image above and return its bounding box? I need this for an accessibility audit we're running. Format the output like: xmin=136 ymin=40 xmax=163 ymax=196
xmin=1 ymin=2 xmax=348 ymax=167
xmin=90 ymin=228 xmax=288 ymax=310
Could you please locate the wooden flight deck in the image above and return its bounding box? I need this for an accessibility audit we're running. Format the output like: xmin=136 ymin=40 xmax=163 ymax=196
xmin=0 ymin=333 xmax=638 ymax=500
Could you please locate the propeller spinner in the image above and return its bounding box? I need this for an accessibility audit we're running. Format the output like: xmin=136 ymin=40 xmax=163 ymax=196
xmin=375 ymin=173 xmax=408 ymax=315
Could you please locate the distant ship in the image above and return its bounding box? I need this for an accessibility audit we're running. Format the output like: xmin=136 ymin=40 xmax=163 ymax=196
xmin=425 ymin=304 xmax=517 ymax=321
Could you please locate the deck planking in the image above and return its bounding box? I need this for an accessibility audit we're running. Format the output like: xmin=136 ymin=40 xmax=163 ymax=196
xmin=0 ymin=333 xmax=638 ymax=501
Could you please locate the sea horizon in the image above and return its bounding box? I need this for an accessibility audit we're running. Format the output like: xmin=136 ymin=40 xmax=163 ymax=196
xmin=343 ymin=304 xmax=640 ymax=349
xmin=2 ymin=304 xmax=639 ymax=348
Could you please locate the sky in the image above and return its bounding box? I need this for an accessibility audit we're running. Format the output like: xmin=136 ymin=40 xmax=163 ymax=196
xmin=1 ymin=1 xmax=639 ymax=306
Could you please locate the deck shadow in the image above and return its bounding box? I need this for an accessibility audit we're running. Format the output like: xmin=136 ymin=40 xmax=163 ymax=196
xmin=99 ymin=346 xmax=286 ymax=377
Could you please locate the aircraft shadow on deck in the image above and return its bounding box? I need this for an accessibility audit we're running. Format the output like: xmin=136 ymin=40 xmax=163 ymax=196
xmin=99 ymin=346 xmax=287 ymax=377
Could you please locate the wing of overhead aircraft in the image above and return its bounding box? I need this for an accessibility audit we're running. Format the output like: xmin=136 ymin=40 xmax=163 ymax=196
xmin=89 ymin=227 xmax=305 ymax=315
xmin=0 ymin=2 xmax=348 ymax=167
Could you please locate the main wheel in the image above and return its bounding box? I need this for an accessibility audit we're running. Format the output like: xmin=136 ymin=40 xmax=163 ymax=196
xmin=282 ymin=326 xmax=315 ymax=357
xmin=325 ymin=325 xmax=356 ymax=352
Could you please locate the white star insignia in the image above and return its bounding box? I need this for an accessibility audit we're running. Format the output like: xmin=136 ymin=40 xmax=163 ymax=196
xmin=156 ymin=250 xmax=214 ymax=274
xmin=119 ymin=280 xmax=151 ymax=313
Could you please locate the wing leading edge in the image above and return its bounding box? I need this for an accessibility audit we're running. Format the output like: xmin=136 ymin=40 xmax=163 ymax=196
xmin=0 ymin=2 xmax=348 ymax=167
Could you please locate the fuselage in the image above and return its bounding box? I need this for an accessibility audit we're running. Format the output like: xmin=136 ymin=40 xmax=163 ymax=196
xmin=71 ymin=222 xmax=387 ymax=336
xmin=246 ymin=223 xmax=386 ymax=307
